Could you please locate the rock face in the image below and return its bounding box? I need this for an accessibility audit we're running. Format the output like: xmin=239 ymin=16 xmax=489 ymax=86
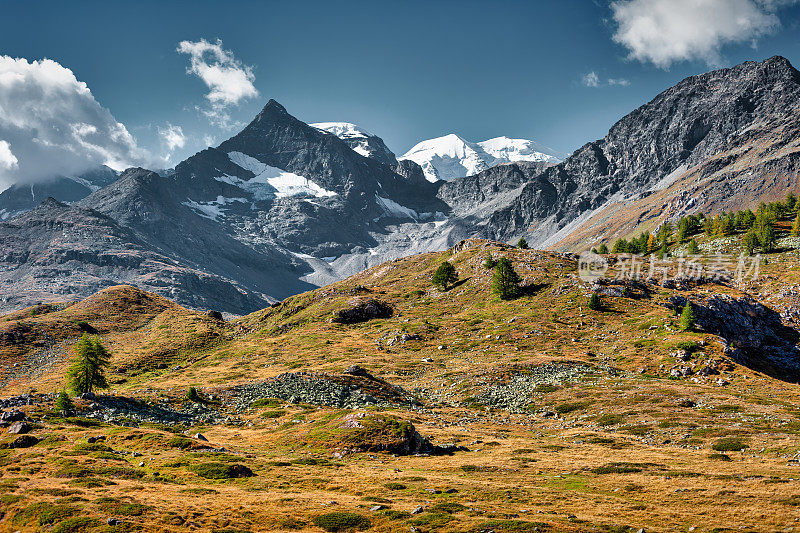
xmin=2 ymin=57 xmax=800 ymax=314
xmin=671 ymin=295 xmax=800 ymax=381
xmin=7 ymin=421 xmax=30 ymax=434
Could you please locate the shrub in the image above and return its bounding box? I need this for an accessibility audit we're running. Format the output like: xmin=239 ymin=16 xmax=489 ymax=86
xmin=588 ymin=293 xmax=602 ymax=311
xmin=679 ymin=303 xmax=696 ymax=332
xmin=312 ymin=512 xmax=370 ymax=532
xmin=709 ymin=453 xmax=732 ymax=461
xmin=432 ymin=261 xmax=458 ymax=291
xmin=67 ymin=334 xmax=110 ymax=394
xmin=483 ymin=252 xmax=497 ymax=269
xmin=674 ymin=341 xmax=699 ymax=353
xmin=186 ymin=387 xmax=202 ymax=402
xmin=517 ymin=237 xmax=529 ymax=249
xmin=492 ymin=257 xmax=521 ymax=300
xmin=712 ymin=437 xmax=748 ymax=452
xmin=384 ymin=482 xmax=406 ymax=490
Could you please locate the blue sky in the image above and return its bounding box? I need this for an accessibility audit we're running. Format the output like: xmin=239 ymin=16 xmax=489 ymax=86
xmin=1 ymin=0 xmax=800 ymax=183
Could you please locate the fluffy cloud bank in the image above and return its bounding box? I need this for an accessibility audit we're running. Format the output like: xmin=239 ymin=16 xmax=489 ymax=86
xmin=611 ymin=0 xmax=794 ymax=68
xmin=177 ymin=39 xmax=258 ymax=128
xmin=0 ymin=55 xmax=150 ymax=189
xmin=0 ymin=141 xmax=17 ymax=171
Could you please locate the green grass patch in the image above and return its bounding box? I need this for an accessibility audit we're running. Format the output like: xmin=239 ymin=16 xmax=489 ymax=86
xmin=51 ymin=516 xmax=100 ymax=533
xmin=554 ymin=402 xmax=588 ymax=414
xmin=712 ymin=437 xmax=749 ymax=452
xmin=312 ymin=512 xmax=371 ymax=532
xmin=596 ymin=414 xmax=624 ymax=426
xmin=189 ymin=462 xmax=255 ymax=479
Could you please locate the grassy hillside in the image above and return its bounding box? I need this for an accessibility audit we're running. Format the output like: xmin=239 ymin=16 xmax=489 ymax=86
xmin=2 ymin=239 xmax=800 ymax=531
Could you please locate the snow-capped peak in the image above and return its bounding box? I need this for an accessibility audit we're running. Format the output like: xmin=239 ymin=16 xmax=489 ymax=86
xmin=400 ymin=134 xmax=564 ymax=182
xmin=477 ymin=137 xmax=565 ymax=164
xmin=310 ymin=122 xmax=397 ymax=165
xmin=310 ymin=122 xmax=373 ymax=140
xmin=400 ymin=134 xmax=489 ymax=182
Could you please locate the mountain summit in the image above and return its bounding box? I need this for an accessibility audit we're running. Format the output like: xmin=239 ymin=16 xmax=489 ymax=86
xmin=400 ymin=134 xmax=563 ymax=182
xmin=2 ymin=57 xmax=800 ymax=313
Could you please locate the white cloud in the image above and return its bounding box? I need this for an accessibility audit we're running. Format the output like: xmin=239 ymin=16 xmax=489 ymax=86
xmin=0 ymin=141 xmax=18 ymax=171
xmin=582 ymin=71 xmax=600 ymax=87
xmin=610 ymin=0 xmax=794 ymax=68
xmin=0 ymin=55 xmax=151 ymax=189
xmin=177 ymin=39 xmax=258 ymax=128
xmin=582 ymin=72 xmax=629 ymax=88
xmin=159 ymin=123 xmax=186 ymax=153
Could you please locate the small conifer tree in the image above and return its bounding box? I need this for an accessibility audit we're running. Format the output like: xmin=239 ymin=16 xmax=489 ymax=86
xmin=792 ymin=212 xmax=800 ymax=237
xmin=787 ymin=191 xmax=797 ymax=212
xmin=55 ymin=390 xmax=74 ymax=414
xmin=67 ymin=334 xmax=110 ymax=395
xmin=679 ymin=303 xmax=696 ymax=332
xmin=687 ymin=239 xmax=700 ymax=255
xmin=491 ymin=257 xmax=522 ymax=300
xmin=482 ymin=252 xmax=496 ymax=269
xmin=597 ymin=243 xmax=609 ymax=254
xmin=743 ymin=230 xmax=760 ymax=256
xmin=432 ymin=261 xmax=458 ymax=291
xmin=517 ymin=237 xmax=529 ymax=249
xmin=588 ymin=292 xmax=602 ymax=311
xmin=758 ymin=224 xmax=777 ymax=252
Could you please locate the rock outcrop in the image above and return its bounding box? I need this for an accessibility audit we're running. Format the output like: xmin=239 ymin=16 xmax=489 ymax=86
xmin=670 ymin=294 xmax=800 ymax=381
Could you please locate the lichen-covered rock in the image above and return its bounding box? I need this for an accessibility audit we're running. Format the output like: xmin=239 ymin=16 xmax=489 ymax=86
xmin=332 ymin=299 xmax=393 ymax=324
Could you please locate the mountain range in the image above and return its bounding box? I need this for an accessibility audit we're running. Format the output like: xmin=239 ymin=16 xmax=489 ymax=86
xmin=2 ymin=56 xmax=800 ymax=314
xmin=400 ymin=133 xmax=565 ymax=182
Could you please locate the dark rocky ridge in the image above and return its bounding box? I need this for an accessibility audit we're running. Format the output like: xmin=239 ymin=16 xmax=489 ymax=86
xmin=0 ymin=166 xmax=117 ymax=221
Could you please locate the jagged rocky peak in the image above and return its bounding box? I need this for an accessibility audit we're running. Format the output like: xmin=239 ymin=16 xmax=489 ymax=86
xmin=601 ymin=55 xmax=800 ymax=191
xmin=501 ymin=55 xmax=800 ymax=249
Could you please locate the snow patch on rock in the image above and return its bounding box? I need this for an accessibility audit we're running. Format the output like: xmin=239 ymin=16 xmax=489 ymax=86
xmin=226 ymin=151 xmax=337 ymax=199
